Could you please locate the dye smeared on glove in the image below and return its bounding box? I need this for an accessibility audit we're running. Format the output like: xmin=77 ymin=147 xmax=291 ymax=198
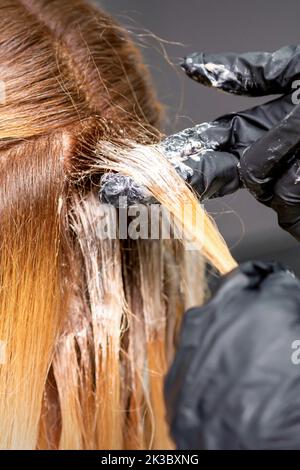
xmin=181 ymin=45 xmax=300 ymax=96
xmin=99 ymin=122 xmax=241 ymax=206
xmin=100 ymin=173 xmax=154 ymax=208
xmin=100 ymin=45 xmax=300 ymax=240
xmin=165 ymin=260 xmax=300 ymax=450
xmin=179 ymin=45 xmax=300 ymax=240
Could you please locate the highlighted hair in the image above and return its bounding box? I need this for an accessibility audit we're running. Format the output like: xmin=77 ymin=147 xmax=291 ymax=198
xmin=0 ymin=0 xmax=236 ymax=449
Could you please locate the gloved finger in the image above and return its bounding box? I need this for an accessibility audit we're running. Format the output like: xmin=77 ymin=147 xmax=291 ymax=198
xmin=161 ymin=94 xmax=294 ymax=161
xmin=239 ymin=103 xmax=300 ymax=201
xmin=181 ymin=45 xmax=300 ymax=96
xmin=99 ymin=173 xmax=154 ymax=207
xmin=185 ymin=150 xmax=240 ymax=200
xmin=271 ymin=159 xmax=300 ymax=241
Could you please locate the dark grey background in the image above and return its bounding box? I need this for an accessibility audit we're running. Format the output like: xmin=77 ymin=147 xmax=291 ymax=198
xmin=100 ymin=0 xmax=300 ymax=274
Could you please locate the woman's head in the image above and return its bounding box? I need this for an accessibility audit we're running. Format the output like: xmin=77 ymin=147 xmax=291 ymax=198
xmin=0 ymin=0 xmax=235 ymax=450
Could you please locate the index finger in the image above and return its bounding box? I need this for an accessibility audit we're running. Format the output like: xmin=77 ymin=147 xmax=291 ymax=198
xmin=182 ymin=46 xmax=300 ymax=97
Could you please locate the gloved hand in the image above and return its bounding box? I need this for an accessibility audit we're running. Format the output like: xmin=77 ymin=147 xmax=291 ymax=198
xmin=100 ymin=46 xmax=300 ymax=240
xmin=181 ymin=46 xmax=300 ymax=240
xmin=165 ymin=260 xmax=300 ymax=450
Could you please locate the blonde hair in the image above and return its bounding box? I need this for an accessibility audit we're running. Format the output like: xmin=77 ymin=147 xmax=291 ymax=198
xmin=0 ymin=0 xmax=236 ymax=449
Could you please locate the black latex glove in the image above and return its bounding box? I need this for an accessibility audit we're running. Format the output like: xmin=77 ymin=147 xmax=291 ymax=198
xmin=180 ymin=46 xmax=300 ymax=240
xmin=165 ymin=261 xmax=300 ymax=450
xmin=100 ymin=46 xmax=300 ymax=240
xmin=99 ymin=96 xmax=278 ymax=206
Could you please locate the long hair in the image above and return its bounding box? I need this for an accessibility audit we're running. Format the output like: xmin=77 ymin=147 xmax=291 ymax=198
xmin=0 ymin=0 xmax=236 ymax=449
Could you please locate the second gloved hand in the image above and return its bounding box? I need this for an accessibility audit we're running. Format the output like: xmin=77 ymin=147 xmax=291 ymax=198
xmin=165 ymin=260 xmax=300 ymax=450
